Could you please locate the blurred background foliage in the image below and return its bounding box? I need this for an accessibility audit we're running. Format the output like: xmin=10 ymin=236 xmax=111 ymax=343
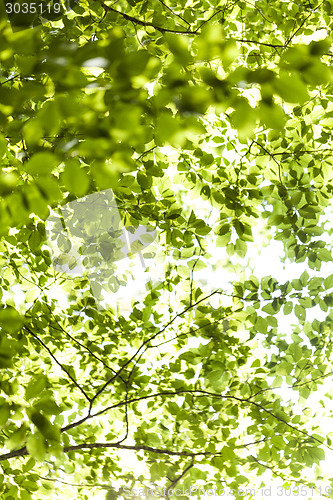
xmin=1 ymin=0 xmax=333 ymax=498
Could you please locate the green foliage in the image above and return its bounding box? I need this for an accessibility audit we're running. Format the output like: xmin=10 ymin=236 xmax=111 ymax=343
xmin=1 ymin=0 xmax=333 ymax=499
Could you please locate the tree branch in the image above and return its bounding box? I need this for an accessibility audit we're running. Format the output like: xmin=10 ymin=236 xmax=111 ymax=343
xmin=166 ymin=458 xmax=194 ymax=498
xmin=157 ymin=0 xmax=191 ymax=27
xmin=0 ymin=435 xmax=267 ymax=463
xmin=90 ymin=290 xmax=222 ymax=404
xmin=234 ymin=38 xmax=284 ymax=48
xmin=98 ymin=0 xmax=286 ymax=45
xmin=75 ymin=389 xmax=330 ymax=450
xmin=283 ymin=11 xmax=314 ymax=47
xmin=98 ymin=0 xmax=196 ymax=34
xmin=24 ymin=325 xmax=92 ymax=403
xmin=41 ymin=299 xmax=127 ymax=384
xmin=63 ymin=442 xmax=205 ymax=456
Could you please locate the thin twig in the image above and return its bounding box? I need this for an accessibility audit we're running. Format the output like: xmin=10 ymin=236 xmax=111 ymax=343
xmin=24 ymin=325 xmax=92 ymax=402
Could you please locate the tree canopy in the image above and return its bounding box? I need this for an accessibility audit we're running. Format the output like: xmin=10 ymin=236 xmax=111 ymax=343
xmin=1 ymin=0 xmax=333 ymax=498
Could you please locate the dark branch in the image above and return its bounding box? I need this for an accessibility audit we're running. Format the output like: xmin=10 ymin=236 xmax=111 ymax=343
xmin=167 ymin=458 xmax=194 ymax=496
xmin=63 ymin=442 xmax=205 ymax=456
xmin=284 ymin=11 xmax=314 ymax=47
xmin=98 ymin=0 xmax=287 ymax=45
xmin=90 ymin=290 xmax=222 ymax=404
xmin=42 ymin=299 xmax=127 ymax=383
xmin=24 ymin=325 xmax=92 ymax=402
xmin=157 ymin=0 xmax=191 ymax=27
xmin=234 ymin=38 xmax=284 ymax=48
xmin=98 ymin=0 xmax=196 ymax=34
xmin=70 ymin=388 xmax=330 ymax=450
xmin=0 ymin=435 xmax=267 ymax=463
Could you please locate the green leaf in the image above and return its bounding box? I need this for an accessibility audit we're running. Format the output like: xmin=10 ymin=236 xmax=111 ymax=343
xmin=25 ymin=376 xmax=47 ymax=400
xmin=317 ymin=248 xmax=332 ymax=262
xmin=274 ymin=72 xmax=309 ymax=103
xmin=0 ymin=172 xmax=19 ymax=196
xmin=294 ymin=304 xmax=305 ymax=321
xmin=262 ymin=303 xmax=276 ymax=315
xmin=5 ymin=424 xmax=28 ymax=450
xmin=0 ymin=403 xmax=10 ymax=427
xmin=0 ymin=307 xmax=23 ymax=333
xmin=283 ymin=301 xmax=293 ymax=315
xmin=26 ymin=434 xmax=46 ymax=461
xmin=25 ymin=153 xmax=58 ymax=176
xmin=324 ymin=274 xmax=333 ymax=289
xmin=308 ymin=446 xmax=325 ymax=464
xmin=230 ymin=100 xmax=257 ymax=138
xmin=137 ymin=172 xmax=151 ymax=190
xmin=29 ymin=229 xmax=42 ymax=251
xmin=300 ymin=270 xmax=309 ymax=286
xmin=255 ymin=316 xmax=267 ymax=333
xmin=61 ymin=160 xmax=90 ymax=197
xmin=28 ymin=410 xmax=60 ymax=442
